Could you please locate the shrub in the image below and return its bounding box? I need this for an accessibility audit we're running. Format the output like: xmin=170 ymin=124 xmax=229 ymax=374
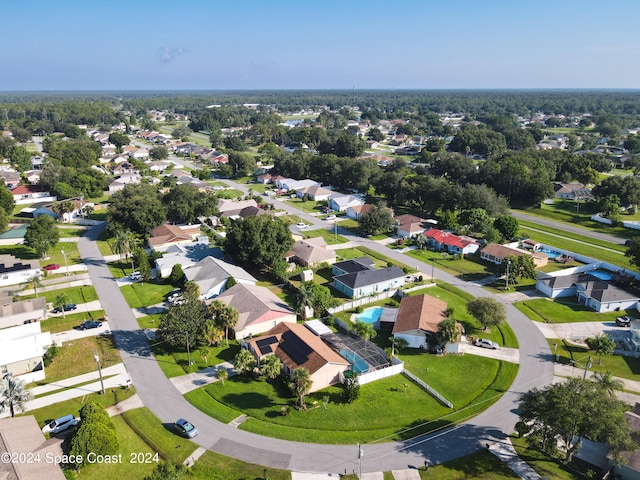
xmin=342 ymin=371 xmax=360 ymax=403
xmin=355 ymin=306 xmax=364 ymax=314
xmin=68 ymin=402 xmax=118 ymax=468
xmin=43 ymin=345 xmax=59 ymax=367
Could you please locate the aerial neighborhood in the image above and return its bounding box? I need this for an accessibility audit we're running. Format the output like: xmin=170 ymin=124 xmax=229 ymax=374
xmin=2 ymin=90 xmax=640 ymax=479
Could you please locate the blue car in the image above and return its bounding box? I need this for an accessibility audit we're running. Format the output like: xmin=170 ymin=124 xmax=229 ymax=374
xmin=174 ymin=418 xmax=198 ymax=438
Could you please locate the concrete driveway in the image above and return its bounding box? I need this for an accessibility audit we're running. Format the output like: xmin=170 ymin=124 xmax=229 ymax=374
xmin=459 ymin=341 xmax=520 ymax=363
xmin=534 ymin=320 xmax=631 ymax=343
xmin=51 ymin=321 xmax=111 ymax=346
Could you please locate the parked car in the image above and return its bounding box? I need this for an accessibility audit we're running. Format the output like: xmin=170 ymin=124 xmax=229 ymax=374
xmin=325 ymin=214 xmax=336 ymax=221
xmin=167 ymin=291 xmax=184 ymax=306
xmin=42 ymin=414 xmax=78 ymax=434
xmin=130 ymin=271 xmax=142 ymax=281
xmin=43 ymin=264 xmax=60 ymax=271
xmin=474 ymin=338 xmax=499 ymax=349
xmin=296 ymin=222 xmax=309 ymax=229
xmin=174 ymin=418 xmax=198 ymax=438
xmin=625 ymin=239 xmax=635 ymax=247
xmin=79 ymin=320 xmax=102 ymax=330
xmin=616 ymin=316 xmax=632 ymax=327
xmin=52 ymin=303 xmax=77 ymax=313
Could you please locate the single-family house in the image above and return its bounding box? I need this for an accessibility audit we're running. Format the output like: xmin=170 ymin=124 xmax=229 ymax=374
xmin=0 ymin=171 xmax=21 ymax=188
xmin=0 ymin=295 xmax=47 ymax=330
xmin=11 ymin=185 xmax=51 ymax=204
xmin=346 ymin=204 xmax=372 ymax=220
xmin=217 ymin=199 xmax=259 ymax=216
xmin=554 ymin=182 xmax=594 ymax=201
xmin=23 ymin=170 xmax=41 ymax=185
xmin=0 ymin=323 xmax=52 ymax=383
xmin=395 ymin=214 xmax=429 ymax=238
xmin=29 ymin=155 xmax=45 ymax=169
xmin=148 ymin=223 xmax=202 ymax=252
xmin=214 ymin=283 xmax=297 ymax=340
xmin=146 ymin=160 xmax=171 ymax=172
xmin=607 ymin=403 xmax=640 ymax=478
xmin=277 ymin=178 xmax=320 ymax=192
xmin=332 ymin=258 xmax=405 ymax=299
xmin=480 ymin=243 xmax=548 ymax=268
xmin=329 ymin=194 xmax=364 ymax=212
xmin=0 ymin=254 xmax=42 ymax=287
xmin=295 ymin=185 xmax=333 ymax=202
xmin=245 ymin=322 xmax=350 ymax=392
xmin=111 ymin=161 xmax=139 ymax=176
xmin=183 ymin=256 xmax=257 ymax=299
xmin=0 ymin=416 xmax=66 ymax=479
xmin=424 ymin=228 xmax=480 ymax=256
xmin=154 ymin=241 xmax=221 ymax=278
xmin=108 ymin=173 xmax=142 ymax=192
xmin=392 ymin=294 xmax=448 ymax=350
xmin=285 ymin=237 xmax=336 ymax=267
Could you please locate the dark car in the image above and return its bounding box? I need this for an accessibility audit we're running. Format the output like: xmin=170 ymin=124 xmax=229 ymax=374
xmin=43 ymin=264 xmax=60 ymax=271
xmin=52 ymin=304 xmax=77 ymax=313
xmin=625 ymin=240 xmax=634 ymax=247
xmin=79 ymin=320 xmax=102 ymax=330
xmin=616 ymin=316 xmax=632 ymax=327
xmin=174 ymin=418 xmax=198 ymax=438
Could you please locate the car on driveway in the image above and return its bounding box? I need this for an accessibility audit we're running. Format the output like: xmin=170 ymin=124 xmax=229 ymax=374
xmin=130 ymin=271 xmax=142 ymax=281
xmin=296 ymin=222 xmax=309 ymax=229
xmin=616 ymin=316 xmax=633 ymax=327
xmin=42 ymin=414 xmax=78 ymax=435
xmin=174 ymin=418 xmax=198 ymax=438
xmin=79 ymin=320 xmax=102 ymax=330
xmin=43 ymin=264 xmax=60 ymax=271
xmin=325 ymin=214 xmax=336 ymax=221
xmin=52 ymin=303 xmax=77 ymax=313
xmin=474 ymin=338 xmax=499 ymax=349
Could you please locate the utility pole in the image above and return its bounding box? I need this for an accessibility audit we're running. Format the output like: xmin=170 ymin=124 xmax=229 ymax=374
xmin=583 ymin=356 xmax=593 ymax=380
xmin=186 ymin=330 xmax=192 ymax=366
xmin=357 ymin=443 xmax=363 ymax=479
xmin=431 ymin=258 xmax=435 ymax=282
xmin=93 ymin=350 xmax=105 ymax=395
xmin=505 ymin=260 xmax=511 ymax=290
xmin=61 ymin=248 xmax=69 ymax=276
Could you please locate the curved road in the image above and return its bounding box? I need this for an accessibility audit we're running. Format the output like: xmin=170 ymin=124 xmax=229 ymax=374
xmin=77 ymin=217 xmax=553 ymax=474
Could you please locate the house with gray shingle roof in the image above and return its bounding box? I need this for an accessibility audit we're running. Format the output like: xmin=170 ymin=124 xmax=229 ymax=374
xmin=285 ymin=237 xmax=336 ymax=267
xmin=332 ymin=257 xmax=405 ymax=299
xmin=183 ymin=256 xmax=257 ymax=300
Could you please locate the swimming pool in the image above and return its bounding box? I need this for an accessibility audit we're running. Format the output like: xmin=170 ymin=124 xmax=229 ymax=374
xmin=541 ymin=248 xmax=562 ymax=259
xmin=355 ymin=306 xmax=384 ymax=324
xmin=588 ymin=270 xmax=613 ymax=281
xmin=339 ymin=349 xmax=369 ymax=374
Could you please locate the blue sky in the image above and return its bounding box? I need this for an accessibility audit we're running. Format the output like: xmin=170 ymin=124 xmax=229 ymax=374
xmin=1 ymin=0 xmax=638 ymax=91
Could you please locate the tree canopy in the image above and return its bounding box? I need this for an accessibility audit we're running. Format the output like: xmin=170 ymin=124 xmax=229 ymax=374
xmin=163 ymin=184 xmax=217 ymax=224
xmin=25 ymin=215 xmax=59 ymax=258
xmin=466 ymin=297 xmax=506 ymax=331
xmin=107 ymin=183 xmax=166 ymax=235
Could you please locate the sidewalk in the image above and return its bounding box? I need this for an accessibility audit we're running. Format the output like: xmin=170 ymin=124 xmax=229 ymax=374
xmin=170 ymin=362 xmax=236 ymax=394
xmin=489 ymin=439 xmax=541 ymax=480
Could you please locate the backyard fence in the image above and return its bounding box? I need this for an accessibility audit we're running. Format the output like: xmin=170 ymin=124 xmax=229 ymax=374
xmin=358 ymin=356 xmax=404 ymax=386
xmin=403 ymin=369 xmax=453 ymax=409
xmin=327 ymin=283 xmax=435 ymax=315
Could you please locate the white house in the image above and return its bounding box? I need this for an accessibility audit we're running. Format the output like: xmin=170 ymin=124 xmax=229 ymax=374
xmin=0 ymin=295 xmax=47 ymax=330
xmin=0 ymin=255 xmax=41 ymax=287
xmin=329 ymin=194 xmax=364 ymax=212
xmin=183 ymin=256 xmax=258 ymax=299
xmin=154 ymin=242 xmax=221 ymax=278
xmin=0 ymin=323 xmax=52 ymax=383
xmin=332 ymin=258 xmax=405 ymax=299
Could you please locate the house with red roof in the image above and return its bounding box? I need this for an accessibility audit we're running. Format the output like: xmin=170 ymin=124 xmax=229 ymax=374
xmin=11 ymin=185 xmax=53 ymax=204
xmin=424 ymin=228 xmax=480 ymax=256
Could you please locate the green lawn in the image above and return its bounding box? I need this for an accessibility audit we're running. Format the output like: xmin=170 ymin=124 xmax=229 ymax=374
xmin=511 ymin=435 xmax=596 ymax=480
xmin=57 ymin=227 xmax=89 ymax=238
xmin=32 ymin=335 xmax=121 ymax=384
xmin=119 ymin=281 xmax=176 ymax=309
xmin=303 ymin=227 xmax=349 ymax=245
xmin=121 ymin=407 xmax=197 ymax=464
xmin=518 ymin=219 xmax=627 ymax=253
xmin=547 ymin=338 xmax=640 ymax=381
xmin=190 ymin=450 xmax=292 ymax=480
xmin=40 ymin=309 xmax=106 ymax=333
xmin=152 ymin=342 xmax=240 ymax=378
xmin=79 ymin=415 xmax=156 ymax=480
xmin=514 ymin=298 xmax=628 ymax=324
xmin=407 ymin=250 xmax=494 ymax=282
xmin=17 ymin=285 xmax=98 ymax=305
xmin=136 ymin=314 xmax=162 ymax=330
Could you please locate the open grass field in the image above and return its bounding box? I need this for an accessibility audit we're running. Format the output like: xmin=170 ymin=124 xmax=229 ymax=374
xmin=407 ymin=250 xmax=494 ymax=282
xmin=514 ymin=297 xmax=628 ymax=324
xmin=303 ymin=227 xmax=349 ymax=245
xmin=152 ymin=341 xmax=240 ymax=378
xmin=191 ymin=450 xmax=292 ymax=480
xmin=35 ymin=334 xmax=122 ymax=384
xmin=17 ymin=284 xmax=98 ymax=305
xmin=119 ymin=281 xmax=176 ymax=309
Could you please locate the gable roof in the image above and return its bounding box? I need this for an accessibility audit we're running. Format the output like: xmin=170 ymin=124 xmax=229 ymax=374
xmin=297 ymin=185 xmax=333 ymax=197
xmin=11 ymin=185 xmax=46 ymax=196
xmin=217 ymin=199 xmax=258 ymax=214
xmin=333 ymin=257 xmax=375 ymax=274
xmin=287 ymin=238 xmax=336 ymax=265
xmin=148 ymin=223 xmax=200 ymax=247
xmin=392 ymin=294 xmax=448 ymax=334
xmin=334 ymin=266 xmax=405 ymax=289
xmin=480 ymin=243 xmax=527 ymax=259
xmin=184 ymin=256 xmax=257 ymax=292
xmin=248 ymin=322 xmax=349 ymax=374
xmin=215 ymin=283 xmax=294 ymax=332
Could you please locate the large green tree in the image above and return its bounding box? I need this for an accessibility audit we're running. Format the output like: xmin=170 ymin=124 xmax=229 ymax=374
xmin=586 ymin=334 xmax=616 ymax=365
xmin=224 ymin=216 xmax=293 ymax=274
xmin=163 ymin=184 xmax=217 ymax=224
xmin=359 ymin=204 xmax=395 ymax=236
xmin=157 ymin=299 xmax=208 ymax=350
xmin=108 ymin=132 xmax=130 ymax=149
xmin=107 ymin=183 xmax=166 ymax=235
xmin=518 ymin=378 xmax=636 ymax=461
xmin=69 ymin=403 xmax=118 ymax=469
xmin=466 ymin=297 xmax=506 ymax=331
xmin=25 ymin=215 xmax=59 ymax=258
xmin=493 ymin=214 xmax=519 ymax=241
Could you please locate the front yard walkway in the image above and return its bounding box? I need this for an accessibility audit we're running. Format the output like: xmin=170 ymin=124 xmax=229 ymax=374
xmin=489 ymin=439 xmax=541 ymax=480
xmin=170 ymin=362 xmax=236 ymax=394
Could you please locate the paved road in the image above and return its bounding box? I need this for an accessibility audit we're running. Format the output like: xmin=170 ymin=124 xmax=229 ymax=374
xmin=511 ymin=210 xmax=627 ymax=246
xmin=77 ymin=213 xmax=554 ymax=473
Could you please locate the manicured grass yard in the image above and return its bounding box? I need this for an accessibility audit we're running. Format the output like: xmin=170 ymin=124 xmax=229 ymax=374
xmin=152 ymin=342 xmax=240 ymax=377
xmin=303 ymin=227 xmax=349 ymax=245
xmin=515 ymin=298 xmax=627 ymax=324
xmin=407 ymin=250 xmax=495 ymax=282
xmin=120 ymin=281 xmax=176 ymax=309
xmin=80 ymin=415 xmax=156 ymax=480
xmin=34 ymin=334 xmax=122 ymax=384
xmin=17 ymin=285 xmax=98 ymax=305
xmin=191 ymin=451 xmax=292 ymax=480
xmin=186 ymin=373 xmax=455 ymax=444
xmin=547 ymin=338 xmax=640 ymax=381
xmin=40 ymin=309 xmax=106 ymax=333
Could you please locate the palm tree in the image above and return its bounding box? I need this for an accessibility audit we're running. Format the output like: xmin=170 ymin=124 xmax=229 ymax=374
xmin=202 ymin=322 xmax=224 ymax=347
xmin=233 ymin=349 xmax=256 ymax=377
xmin=53 ymin=293 xmax=71 ymax=319
xmin=295 ymin=281 xmax=314 ymax=321
xmin=389 ymin=336 xmax=408 ymax=357
xmin=209 ymin=301 xmax=238 ymax=346
xmin=289 ymin=368 xmax=312 ymax=411
xmin=27 ymin=274 xmax=42 ymax=298
xmin=415 ymin=233 xmax=427 ymax=250
xmin=593 ymin=371 xmax=624 ymax=396
xmin=216 ymin=367 xmax=228 ymax=385
xmin=112 ymin=230 xmax=137 ymax=271
xmin=260 ymin=355 xmax=282 ymax=380
xmin=352 ymin=321 xmax=377 ymax=342
xmin=0 ymin=376 xmax=33 ymax=417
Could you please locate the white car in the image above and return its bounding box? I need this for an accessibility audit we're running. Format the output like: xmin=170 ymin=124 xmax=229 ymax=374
xmin=474 ymin=338 xmax=499 ymax=349
xmin=296 ymin=222 xmax=309 ymax=229
xmin=325 ymin=214 xmax=336 ymax=221
xmin=42 ymin=414 xmax=78 ymax=435
xmin=130 ymin=272 xmax=142 ymax=281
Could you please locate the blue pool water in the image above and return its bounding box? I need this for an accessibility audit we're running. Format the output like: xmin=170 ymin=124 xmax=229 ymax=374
xmin=339 ymin=349 xmax=369 ymax=374
xmin=355 ymin=306 xmax=384 ymax=324
xmin=589 ymin=270 xmax=613 ymax=281
xmin=541 ymin=249 xmax=562 ymax=259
